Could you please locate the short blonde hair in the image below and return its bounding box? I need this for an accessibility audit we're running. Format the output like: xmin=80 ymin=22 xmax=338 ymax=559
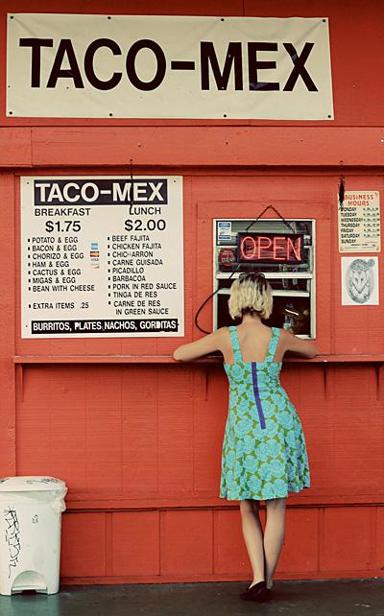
xmin=228 ymin=273 xmax=273 ymax=320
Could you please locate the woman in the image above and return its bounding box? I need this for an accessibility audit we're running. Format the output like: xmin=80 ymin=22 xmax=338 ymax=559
xmin=173 ymin=272 xmax=319 ymax=602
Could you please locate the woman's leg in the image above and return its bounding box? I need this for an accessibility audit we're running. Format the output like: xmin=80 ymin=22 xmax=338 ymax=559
xmin=263 ymin=497 xmax=287 ymax=589
xmin=239 ymin=499 xmax=265 ymax=588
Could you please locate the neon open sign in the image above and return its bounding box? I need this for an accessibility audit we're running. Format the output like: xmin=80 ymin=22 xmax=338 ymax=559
xmin=238 ymin=232 xmax=304 ymax=263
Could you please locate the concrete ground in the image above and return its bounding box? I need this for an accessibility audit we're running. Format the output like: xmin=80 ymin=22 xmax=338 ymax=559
xmin=0 ymin=579 xmax=383 ymax=616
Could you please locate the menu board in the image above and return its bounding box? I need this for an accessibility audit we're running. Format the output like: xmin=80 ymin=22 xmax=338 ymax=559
xmin=338 ymin=191 xmax=380 ymax=253
xmin=21 ymin=176 xmax=184 ymax=338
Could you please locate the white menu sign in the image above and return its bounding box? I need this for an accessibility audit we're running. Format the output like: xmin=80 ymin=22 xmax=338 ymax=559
xmin=21 ymin=176 xmax=184 ymax=338
xmin=338 ymin=190 xmax=380 ymax=253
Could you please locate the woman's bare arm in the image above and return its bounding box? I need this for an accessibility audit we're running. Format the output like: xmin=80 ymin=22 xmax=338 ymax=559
xmin=173 ymin=328 xmax=226 ymax=362
xmin=282 ymin=329 xmax=319 ymax=358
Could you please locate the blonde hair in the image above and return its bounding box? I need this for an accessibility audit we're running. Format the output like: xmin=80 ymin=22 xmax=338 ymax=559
xmin=228 ymin=273 xmax=273 ymax=320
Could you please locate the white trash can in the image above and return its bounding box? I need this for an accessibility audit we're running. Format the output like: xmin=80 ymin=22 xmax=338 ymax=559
xmin=0 ymin=476 xmax=67 ymax=595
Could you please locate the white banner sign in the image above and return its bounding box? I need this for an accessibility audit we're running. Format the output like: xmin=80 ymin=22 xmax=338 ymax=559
xmin=7 ymin=14 xmax=334 ymax=119
xmin=338 ymin=191 xmax=381 ymax=253
xmin=21 ymin=176 xmax=184 ymax=338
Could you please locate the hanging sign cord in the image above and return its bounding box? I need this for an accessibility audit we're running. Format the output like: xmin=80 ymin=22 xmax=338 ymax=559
xmin=194 ymin=204 xmax=295 ymax=334
xmin=338 ymin=160 xmax=345 ymax=211
xmin=245 ymin=204 xmax=297 ymax=233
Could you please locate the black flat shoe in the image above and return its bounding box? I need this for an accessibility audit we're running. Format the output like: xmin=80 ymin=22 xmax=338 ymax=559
xmin=240 ymin=581 xmax=272 ymax=601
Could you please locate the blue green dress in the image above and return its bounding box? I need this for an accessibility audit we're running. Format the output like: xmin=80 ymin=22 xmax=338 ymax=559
xmin=220 ymin=326 xmax=310 ymax=501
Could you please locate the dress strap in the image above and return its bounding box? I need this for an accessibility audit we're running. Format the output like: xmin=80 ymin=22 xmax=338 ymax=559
xmin=265 ymin=327 xmax=281 ymax=362
xmin=228 ymin=326 xmax=243 ymax=363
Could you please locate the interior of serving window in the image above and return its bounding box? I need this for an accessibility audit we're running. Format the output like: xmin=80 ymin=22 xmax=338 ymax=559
xmin=213 ymin=218 xmax=316 ymax=338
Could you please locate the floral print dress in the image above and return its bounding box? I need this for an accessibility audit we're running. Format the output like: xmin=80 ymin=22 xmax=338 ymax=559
xmin=220 ymin=326 xmax=310 ymax=501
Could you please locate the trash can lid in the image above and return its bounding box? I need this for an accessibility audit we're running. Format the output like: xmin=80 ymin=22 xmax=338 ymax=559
xmin=0 ymin=476 xmax=66 ymax=492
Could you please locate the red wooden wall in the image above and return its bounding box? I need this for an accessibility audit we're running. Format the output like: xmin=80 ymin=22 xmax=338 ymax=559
xmin=0 ymin=0 xmax=383 ymax=584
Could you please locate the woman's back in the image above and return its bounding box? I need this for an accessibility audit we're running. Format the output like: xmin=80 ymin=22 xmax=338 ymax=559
xmin=225 ymin=323 xmax=281 ymax=365
xmin=224 ymin=325 xmax=282 ymax=397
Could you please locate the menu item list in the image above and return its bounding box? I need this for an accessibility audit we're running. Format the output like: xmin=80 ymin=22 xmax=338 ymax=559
xmin=21 ymin=176 xmax=184 ymax=337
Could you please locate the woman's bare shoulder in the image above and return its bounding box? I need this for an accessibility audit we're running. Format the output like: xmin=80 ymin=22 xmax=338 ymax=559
xmin=215 ymin=326 xmax=231 ymax=345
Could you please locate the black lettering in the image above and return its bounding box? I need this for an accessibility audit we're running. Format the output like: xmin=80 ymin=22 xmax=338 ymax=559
xmin=248 ymin=42 xmax=279 ymax=91
xmin=126 ymin=39 xmax=166 ymax=91
xmin=283 ymin=42 xmax=318 ymax=91
xmin=46 ymin=39 xmax=84 ymax=88
xmin=84 ymin=38 xmax=122 ymax=90
xmin=19 ymin=38 xmax=53 ymax=87
xmin=200 ymin=42 xmax=243 ymax=90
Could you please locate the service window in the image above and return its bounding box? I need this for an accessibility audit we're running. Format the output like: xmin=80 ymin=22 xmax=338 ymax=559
xmin=213 ymin=218 xmax=316 ymax=338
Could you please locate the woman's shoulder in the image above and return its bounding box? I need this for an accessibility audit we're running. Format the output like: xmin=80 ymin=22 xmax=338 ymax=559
xmin=211 ymin=326 xmax=233 ymax=353
xmin=215 ymin=326 xmax=232 ymax=339
xmin=276 ymin=327 xmax=292 ymax=344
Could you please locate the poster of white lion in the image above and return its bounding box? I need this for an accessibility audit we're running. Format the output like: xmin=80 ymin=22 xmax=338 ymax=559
xmin=341 ymin=256 xmax=379 ymax=306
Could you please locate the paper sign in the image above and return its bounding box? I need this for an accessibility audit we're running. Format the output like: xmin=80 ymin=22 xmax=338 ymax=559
xmin=341 ymin=256 xmax=379 ymax=306
xmin=338 ymin=191 xmax=380 ymax=253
